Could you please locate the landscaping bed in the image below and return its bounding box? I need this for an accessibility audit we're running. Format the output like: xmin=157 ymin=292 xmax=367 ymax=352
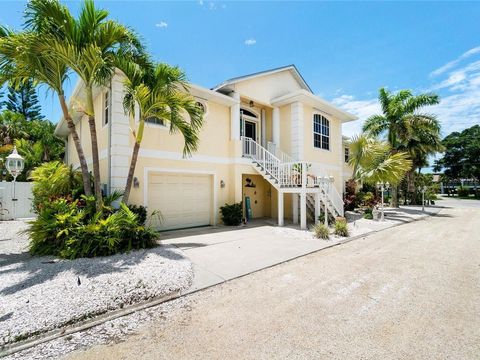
xmin=0 ymin=221 xmax=193 ymax=347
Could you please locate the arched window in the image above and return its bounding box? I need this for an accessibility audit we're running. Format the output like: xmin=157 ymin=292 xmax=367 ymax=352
xmin=240 ymin=109 xmax=258 ymax=118
xmin=313 ymin=114 xmax=330 ymax=150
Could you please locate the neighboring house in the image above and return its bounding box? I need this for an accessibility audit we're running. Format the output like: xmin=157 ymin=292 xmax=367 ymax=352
xmin=55 ymin=65 xmax=357 ymax=230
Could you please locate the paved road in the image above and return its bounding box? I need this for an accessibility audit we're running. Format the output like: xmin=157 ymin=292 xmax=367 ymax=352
xmin=66 ymin=203 xmax=480 ymax=360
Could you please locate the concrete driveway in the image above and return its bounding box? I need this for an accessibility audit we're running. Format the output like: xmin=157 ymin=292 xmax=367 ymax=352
xmin=161 ymin=203 xmax=443 ymax=294
xmin=161 ymin=222 xmax=325 ymax=292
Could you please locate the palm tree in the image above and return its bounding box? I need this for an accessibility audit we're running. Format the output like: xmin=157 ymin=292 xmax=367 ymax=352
xmin=363 ymin=88 xmax=440 ymax=206
xmin=0 ymin=28 xmax=92 ymax=195
xmin=25 ymin=0 xmax=145 ymax=209
xmin=121 ymin=61 xmax=204 ymax=203
xmin=348 ymin=134 xmax=412 ymax=186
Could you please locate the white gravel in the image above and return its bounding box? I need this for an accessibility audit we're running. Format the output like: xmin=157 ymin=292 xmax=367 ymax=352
xmin=3 ymin=296 xmax=193 ymax=360
xmin=0 ymin=221 xmax=193 ymax=347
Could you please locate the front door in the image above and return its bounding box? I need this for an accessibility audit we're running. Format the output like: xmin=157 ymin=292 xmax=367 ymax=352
xmin=244 ymin=120 xmax=256 ymax=142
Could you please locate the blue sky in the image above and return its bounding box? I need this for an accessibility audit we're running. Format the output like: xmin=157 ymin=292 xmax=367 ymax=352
xmin=0 ymin=0 xmax=479 ymax=139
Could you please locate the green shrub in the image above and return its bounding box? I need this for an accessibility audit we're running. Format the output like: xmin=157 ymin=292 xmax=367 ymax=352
xmin=127 ymin=204 xmax=148 ymax=225
xmin=334 ymin=219 xmax=350 ymax=237
xmin=457 ymin=186 xmax=470 ymax=197
xmin=363 ymin=208 xmax=373 ymax=219
xmin=29 ymin=161 xmax=85 ymax=212
xmin=26 ymin=199 xmax=158 ymax=259
xmin=220 ymin=202 xmax=243 ymax=226
xmin=312 ymin=223 xmax=330 ymax=240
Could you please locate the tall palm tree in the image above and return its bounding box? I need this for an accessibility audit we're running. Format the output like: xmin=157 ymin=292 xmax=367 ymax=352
xmin=121 ymin=61 xmax=204 ymax=203
xmin=363 ymin=88 xmax=440 ymax=206
xmin=348 ymin=134 xmax=412 ymax=185
xmin=0 ymin=29 xmax=92 ymax=195
xmin=25 ymin=0 xmax=145 ymax=209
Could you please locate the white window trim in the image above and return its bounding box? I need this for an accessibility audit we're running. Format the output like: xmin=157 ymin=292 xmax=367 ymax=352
xmin=195 ymin=99 xmax=209 ymax=118
xmin=344 ymin=147 xmax=350 ymax=163
xmin=102 ymin=90 xmax=111 ymax=129
xmin=312 ymin=112 xmax=331 ymax=152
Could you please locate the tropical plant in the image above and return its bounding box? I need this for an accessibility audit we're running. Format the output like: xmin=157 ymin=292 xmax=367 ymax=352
xmin=2 ymin=78 xmax=44 ymax=120
xmin=23 ymin=0 xmax=146 ymax=210
xmin=312 ymin=222 xmax=330 ymax=240
xmin=220 ymin=202 xmax=243 ymax=226
xmin=120 ymin=60 xmax=204 ymax=202
xmin=29 ymin=161 xmax=85 ymax=211
xmin=334 ymin=219 xmax=349 ymax=237
xmin=348 ymin=134 xmax=412 ymax=186
xmin=26 ymin=198 xmax=158 ymax=259
xmin=363 ymin=88 xmax=441 ymax=206
xmin=0 ymin=17 xmax=91 ymax=195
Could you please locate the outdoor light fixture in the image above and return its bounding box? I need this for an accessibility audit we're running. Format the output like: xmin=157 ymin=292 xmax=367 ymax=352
xmin=376 ymin=181 xmax=390 ymax=221
xmin=220 ymin=180 xmax=225 ymax=188
xmin=133 ymin=177 xmax=140 ymax=188
xmin=249 ymin=100 xmax=254 ymax=108
xmin=5 ymin=146 xmax=24 ymax=220
xmin=418 ymin=185 xmax=427 ymax=212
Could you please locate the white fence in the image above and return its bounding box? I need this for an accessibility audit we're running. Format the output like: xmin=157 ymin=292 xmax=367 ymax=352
xmin=0 ymin=181 xmax=35 ymax=220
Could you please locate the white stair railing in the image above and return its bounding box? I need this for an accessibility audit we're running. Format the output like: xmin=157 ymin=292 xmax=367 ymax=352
xmin=243 ymin=137 xmax=345 ymax=217
xmin=267 ymin=141 xmax=295 ymax=164
xmin=243 ymin=137 xmax=303 ymax=187
xmin=323 ymin=182 xmax=344 ymax=217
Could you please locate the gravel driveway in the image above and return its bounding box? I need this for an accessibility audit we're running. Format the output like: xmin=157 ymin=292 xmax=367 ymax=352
xmin=62 ymin=204 xmax=480 ymax=360
xmin=0 ymin=221 xmax=193 ymax=347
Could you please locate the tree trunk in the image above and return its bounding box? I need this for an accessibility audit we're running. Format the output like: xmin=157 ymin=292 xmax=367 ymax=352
xmin=407 ymin=170 xmax=416 ymax=204
xmin=122 ymin=140 xmax=140 ymax=204
xmin=86 ymin=87 xmax=102 ymax=211
xmin=390 ymin=185 xmax=399 ymax=207
xmin=58 ymin=94 xmax=92 ymax=196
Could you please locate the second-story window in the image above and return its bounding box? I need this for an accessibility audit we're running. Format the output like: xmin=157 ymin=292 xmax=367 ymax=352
xmin=103 ymin=90 xmax=110 ymax=126
xmin=313 ymin=114 xmax=330 ymax=150
xmin=345 ymin=147 xmax=350 ymax=163
xmin=145 ymin=116 xmax=165 ymax=126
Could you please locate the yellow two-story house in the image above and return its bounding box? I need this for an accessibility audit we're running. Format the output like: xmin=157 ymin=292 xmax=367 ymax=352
xmin=55 ymin=65 xmax=357 ymax=230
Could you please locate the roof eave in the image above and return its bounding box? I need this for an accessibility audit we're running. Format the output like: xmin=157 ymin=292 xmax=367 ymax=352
xmin=271 ymin=90 xmax=358 ymax=123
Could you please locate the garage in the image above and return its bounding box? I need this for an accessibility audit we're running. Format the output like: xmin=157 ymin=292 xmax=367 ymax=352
xmin=147 ymin=172 xmax=213 ymax=230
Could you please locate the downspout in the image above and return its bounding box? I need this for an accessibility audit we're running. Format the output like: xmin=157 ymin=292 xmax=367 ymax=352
xmin=107 ymin=79 xmax=113 ymax=195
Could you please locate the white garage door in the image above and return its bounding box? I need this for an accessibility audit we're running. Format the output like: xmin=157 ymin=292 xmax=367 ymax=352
xmin=148 ymin=173 xmax=212 ymax=230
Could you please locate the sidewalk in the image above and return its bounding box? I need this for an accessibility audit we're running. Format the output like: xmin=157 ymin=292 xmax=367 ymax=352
xmin=162 ymin=205 xmax=443 ymax=295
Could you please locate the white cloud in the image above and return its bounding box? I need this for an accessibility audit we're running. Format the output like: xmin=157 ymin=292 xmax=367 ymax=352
xmin=430 ymin=45 xmax=480 ymax=77
xmin=155 ymin=21 xmax=168 ymax=28
xmin=244 ymin=38 xmax=256 ymax=46
xmin=332 ymin=95 xmax=380 ymax=138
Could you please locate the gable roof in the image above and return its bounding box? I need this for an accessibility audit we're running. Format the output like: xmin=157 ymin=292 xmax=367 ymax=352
xmin=212 ymin=65 xmax=312 ymax=93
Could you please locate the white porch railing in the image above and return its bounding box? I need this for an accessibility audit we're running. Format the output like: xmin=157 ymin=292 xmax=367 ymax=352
xmin=243 ymin=136 xmax=305 ymax=187
xmin=267 ymin=141 xmax=295 ymax=164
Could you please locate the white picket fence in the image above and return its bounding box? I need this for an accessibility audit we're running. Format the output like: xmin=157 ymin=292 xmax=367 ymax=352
xmin=0 ymin=181 xmax=35 ymax=220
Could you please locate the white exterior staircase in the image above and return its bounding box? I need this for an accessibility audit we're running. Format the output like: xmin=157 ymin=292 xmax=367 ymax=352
xmin=242 ymin=136 xmax=344 ymax=221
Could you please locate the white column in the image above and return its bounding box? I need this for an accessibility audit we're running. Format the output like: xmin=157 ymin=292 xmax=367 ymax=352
xmin=278 ymin=191 xmax=284 ymax=226
xmin=292 ymin=194 xmax=299 ymax=224
xmin=291 ymin=102 xmax=304 ymax=160
xmin=314 ymin=192 xmax=321 ymax=224
xmin=110 ymin=75 xmax=131 ymax=195
xmin=230 ymin=91 xmax=240 ymax=140
xmin=300 ymin=192 xmax=307 ymax=230
xmin=272 ymin=107 xmax=280 ymax=145
xmin=261 ymin=108 xmax=266 ymax=147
